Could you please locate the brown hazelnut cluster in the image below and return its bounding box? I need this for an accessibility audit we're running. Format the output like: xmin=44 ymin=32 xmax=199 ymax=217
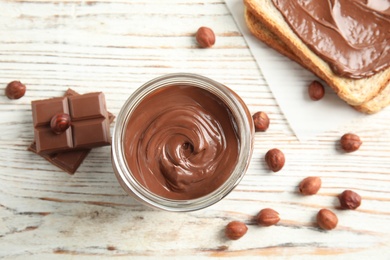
xmin=225 ymin=186 xmax=363 ymax=238
xmin=225 ymin=208 xmax=280 ymax=240
xmin=251 ymin=111 xmax=287 ymax=173
xmin=225 ymin=127 xmax=364 ymax=237
xmin=297 ymin=175 xmax=362 ymax=230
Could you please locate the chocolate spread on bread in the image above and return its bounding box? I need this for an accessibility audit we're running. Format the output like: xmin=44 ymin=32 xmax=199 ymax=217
xmin=272 ymin=0 xmax=390 ymax=79
xmin=123 ymin=85 xmax=240 ymax=200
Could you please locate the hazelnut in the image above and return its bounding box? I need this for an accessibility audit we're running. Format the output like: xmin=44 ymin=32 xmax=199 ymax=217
xmin=340 ymin=133 xmax=362 ymax=152
xmin=316 ymin=208 xmax=338 ymax=230
xmin=338 ymin=190 xmax=361 ymax=210
xmin=252 ymin=111 xmax=270 ymax=132
xmin=5 ymin=81 xmax=26 ymax=99
xmin=225 ymin=221 xmax=248 ymax=240
xmin=308 ymin=80 xmax=325 ymax=101
xmin=299 ymin=176 xmax=322 ymax=195
xmin=50 ymin=113 xmax=71 ymax=134
xmin=265 ymin=148 xmax=285 ymax=172
xmin=256 ymin=208 xmax=280 ymax=226
xmin=195 ymin=27 xmax=215 ymax=48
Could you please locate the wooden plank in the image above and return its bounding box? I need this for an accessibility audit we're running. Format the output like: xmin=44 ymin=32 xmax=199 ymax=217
xmin=0 ymin=0 xmax=389 ymax=258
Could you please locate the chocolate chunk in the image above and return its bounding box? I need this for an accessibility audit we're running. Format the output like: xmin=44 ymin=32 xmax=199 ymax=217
xmin=32 ymin=92 xmax=111 ymax=154
xmin=28 ymin=143 xmax=90 ymax=175
xmin=28 ymin=89 xmax=115 ymax=174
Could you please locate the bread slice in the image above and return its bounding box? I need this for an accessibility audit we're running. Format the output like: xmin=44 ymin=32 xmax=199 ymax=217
xmin=243 ymin=0 xmax=390 ymax=106
xmin=244 ymin=8 xmax=390 ymax=114
xmin=354 ymin=83 xmax=390 ymax=114
xmin=244 ymin=8 xmax=306 ymax=70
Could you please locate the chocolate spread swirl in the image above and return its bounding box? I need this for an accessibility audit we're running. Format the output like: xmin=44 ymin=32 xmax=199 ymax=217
xmin=272 ymin=0 xmax=390 ymax=78
xmin=124 ymin=85 xmax=240 ymax=200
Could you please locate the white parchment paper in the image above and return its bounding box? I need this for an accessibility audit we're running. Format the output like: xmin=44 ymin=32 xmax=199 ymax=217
xmin=225 ymin=0 xmax=364 ymax=141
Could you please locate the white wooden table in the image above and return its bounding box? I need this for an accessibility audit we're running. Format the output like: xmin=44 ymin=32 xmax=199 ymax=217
xmin=1 ymin=1 xmax=389 ymax=259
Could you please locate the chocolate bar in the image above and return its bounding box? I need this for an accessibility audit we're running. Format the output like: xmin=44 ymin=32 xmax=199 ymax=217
xmin=28 ymin=89 xmax=115 ymax=174
xmin=28 ymin=143 xmax=90 ymax=175
xmin=32 ymin=92 xmax=111 ymax=154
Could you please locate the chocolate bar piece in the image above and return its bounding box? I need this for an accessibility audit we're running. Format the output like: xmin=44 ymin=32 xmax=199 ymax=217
xmin=32 ymin=92 xmax=111 ymax=154
xmin=28 ymin=143 xmax=90 ymax=175
xmin=28 ymin=89 xmax=115 ymax=174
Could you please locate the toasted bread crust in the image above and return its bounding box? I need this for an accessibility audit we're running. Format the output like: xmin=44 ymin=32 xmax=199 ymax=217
xmin=354 ymin=82 xmax=390 ymax=114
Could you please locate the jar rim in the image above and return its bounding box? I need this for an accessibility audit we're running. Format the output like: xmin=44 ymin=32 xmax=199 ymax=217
xmin=112 ymin=73 xmax=254 ymax=211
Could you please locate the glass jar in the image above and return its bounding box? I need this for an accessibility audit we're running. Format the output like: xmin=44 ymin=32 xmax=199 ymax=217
xmin=111 ymin=73 xmax=254 ymax=211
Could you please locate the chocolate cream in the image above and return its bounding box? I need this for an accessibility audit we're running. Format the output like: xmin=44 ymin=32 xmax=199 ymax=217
xmin=123 ymin=85 xmax=240 ymax=200
xmin=272 ymin=0 xmax=390 ymax=79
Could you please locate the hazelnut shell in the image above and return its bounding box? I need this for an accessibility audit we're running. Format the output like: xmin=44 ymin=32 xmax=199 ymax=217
xmin=50 ymin=113 xmax=71 ymax=134
xmin=225 ymin=221 xmax=248 ymax=240
xmin=308 ymin=80 xmax=325 ymax=101
xmin=338 ymin=190 xmax=361 ymax=210
xmin=5 ymin=81 xmax=26 ymax=100
xmin=299 ymin=176 xmax=322 ymax=195
xmin=340 ymin=133 xmax=362 ymax=152
xmin=195 ymin=27 xmax=215 ymax=48
xmin=256 ymin=208 xmax=280 ymax=226
xmin=265 ymin=148 xmax=285 ymax=172
xmin=252 ymin=111 xmax=270 ymax=132
xmin=317 ymin=208 xmax=338 ymax=230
